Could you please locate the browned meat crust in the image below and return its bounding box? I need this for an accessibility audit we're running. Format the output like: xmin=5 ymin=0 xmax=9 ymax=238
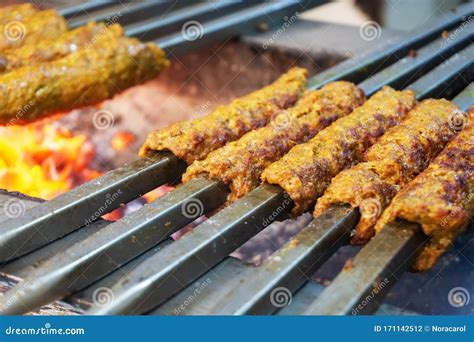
xmin=139 ymin=67 xmax=308 ymax=164
xmin=0 ymin=4 xmax=38 ymax=24
xmin=261 ymin=86 xmax=416 ymax=214
xmin=314 ymin=99 xmax=460 ymax=242
xmin=0 ymin=36 xmax=168 ymax=125
xmin=183 ymin=82 xmax=366 ymax=202
xmin=0 ymin=8 xmax=67 ymax=51
xmin=1 ymin=22 xmax=123 ymax=73
xmin=375 ymin=108 xmax=473 ymax=271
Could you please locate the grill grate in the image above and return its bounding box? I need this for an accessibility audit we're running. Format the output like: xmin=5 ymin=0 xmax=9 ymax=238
xmin=0 ymin=2 xmax=473 ymax=316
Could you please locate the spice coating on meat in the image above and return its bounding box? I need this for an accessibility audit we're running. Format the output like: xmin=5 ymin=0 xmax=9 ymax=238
xmin=183 ymin=82 xmax=366 ymax=202
xmin=0 ymin=4 xmax=38 ymax=24
xmin=261 ymin=86 xmax=416 ymax=214
xmin=375 ymin=108 xmax=473 ymax=271
xmin=0 ymin=9 xmax=67 ymax=51
xmin=0 ymin=36 xmax=168 ymax=125
xmin=140 ymin=67 xmax=308 ymax=164
xmin=1 ymin=22 xmax=123 ymax=73
xmin=314 ymin=99 xmax=460 ymax=242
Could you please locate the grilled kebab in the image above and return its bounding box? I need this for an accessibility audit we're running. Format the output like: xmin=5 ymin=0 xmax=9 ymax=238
xmin=183 ymin=82 xmax=365 ymax=202
xmin=0 ymin=35 xmax=168 ymax=125
xmin=1 ymin=22 xmax=123 ymax=73
xmin=314 ymin=99 xmax=460 ymax=242
xmin=140 ymin=67 xmax=308 ymax=164
xmin=0 ymin=7 xmax=67 ymax=51
xmin=261 ymin=86 xmax=417 ymax=214
xmin=375 ymin=108 xmax=473 ymax=271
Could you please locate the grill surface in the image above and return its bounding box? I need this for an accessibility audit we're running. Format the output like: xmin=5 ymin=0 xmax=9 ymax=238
xmin=0 ymin=1 xmax=473 ymax=316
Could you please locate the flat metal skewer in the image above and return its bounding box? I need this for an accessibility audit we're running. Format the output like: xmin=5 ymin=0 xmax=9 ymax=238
xmin=307 ymin=2 xmax=473 ymax=89
xmin=67 ymin=1 xmax=196 ymax=29
xmin=0 ymin=152 xmax=185 ymax=262
xmin=302 ymin=221 xmax=424 ymax=315
xmin=358 ymin=29 xmax=473 ymax=96
xmin=0 ymin=177 xmax=227 ymax=315
xmin=89 ymin=184 xmax=289 ymax=314
xmin=59 ymin=1 xmax=118 ymax=20
xmin=126 ymin=1 xmax=260 ymax=41
xmin=158 ymin=1 xmax=312 ymax=56
xmin=187 ymin=206 xmax=359 ymax=315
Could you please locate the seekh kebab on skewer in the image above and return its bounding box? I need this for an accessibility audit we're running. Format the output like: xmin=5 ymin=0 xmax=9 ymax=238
xmin=261 ymin=86 xmax=417 ymax=214
xmin=0 ymin=7 xmax=67 ymax=51
xmin=0 ymin=34 xmax=168 ymax=125
xmin=375 ymin=108 xmax=473 ymax=271
xmin=183 ymin=81 xmax=365 ymax=202
xmin=1 ymin=22 xmax=123 ymax=73
xmin=314 ymin=99 xmax=461 ymax=242
xmin=140 ymin=67 xmax=308 ymax=164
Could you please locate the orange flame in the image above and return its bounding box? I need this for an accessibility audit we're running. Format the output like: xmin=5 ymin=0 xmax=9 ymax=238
xmin=0 ymin=121 xmax=100 ymax=200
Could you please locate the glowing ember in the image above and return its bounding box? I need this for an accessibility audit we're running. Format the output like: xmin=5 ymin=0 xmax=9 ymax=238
xmin=111 ymin=130 xmax=135 ymax=151
xmin=0 ymin=121 xmax=100 ymax=200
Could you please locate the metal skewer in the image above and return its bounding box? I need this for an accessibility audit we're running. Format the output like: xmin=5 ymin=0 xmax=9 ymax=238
xmin=0 ymin=152 xmax=185 ymax=262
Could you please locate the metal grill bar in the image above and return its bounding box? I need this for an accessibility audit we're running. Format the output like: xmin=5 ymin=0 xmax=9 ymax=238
xmin=206 ymin=206 xmax=358 ymax=315
xmin=307 ymin=2 xmax=473 ymax=89
xmin=67 ymin=1 xmax=199 ymax=29
xmin=0 ymin=178 xmax=226 ymax=315
xmin=59 ymin=1 xmax=118 ymax=20
xmin=358 ymin=28 xmax=473 ymax=96
xmin=157 ymin=1 xmax=312 ymax=56
xmin=303 ymin=221 xmax=423 ymax=315
xmin=126 ymin=1 xmax=261 ymax=41
xmin=0 ymin=152 xmax=185 ymax=262
xmin=89 ymin=184 xmax=288 ymax=315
